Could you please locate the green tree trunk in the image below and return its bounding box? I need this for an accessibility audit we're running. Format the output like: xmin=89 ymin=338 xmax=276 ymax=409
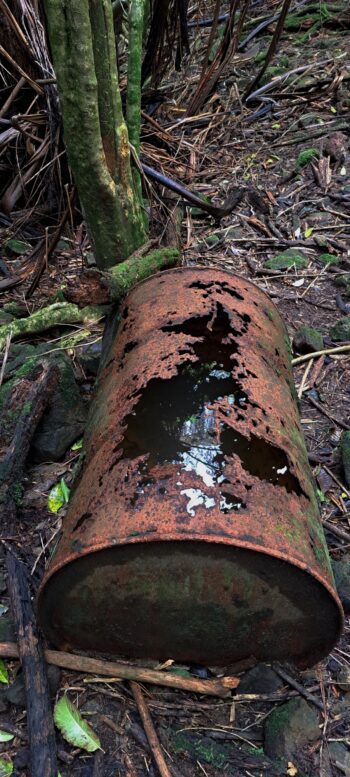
xmin=44 ymin=0 xmax=147 ymax=269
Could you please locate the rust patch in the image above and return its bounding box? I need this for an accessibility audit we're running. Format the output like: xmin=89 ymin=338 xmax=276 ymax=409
xmin=38 ymin=268 xmax=343 ymax=667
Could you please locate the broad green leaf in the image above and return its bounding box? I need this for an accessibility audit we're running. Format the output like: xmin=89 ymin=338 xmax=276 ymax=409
xmin=4 ymin=238 xmax=30 ymax=256
xmin=54 ymin=696 xmax=101 ymax=752
xmin=60 ymin=478 xmax=70 ymax=504
xmin=71 ymin=439 xmax=83 ymax=451
xmin=0 ymin=660 xmax=9 ymax=684
xmin=168 ymin=667 xmax=192 ymax=678
xmin=0 ymin=759 xmax=13 ymax=776
xmin=304 ymin=227 xmax=313 ymax=238
xmin=316 ymin=488 xmax=326 ymax=504
xmin=48 ymin=479 xmax=70 ymax=513
xmin=0 ymin=732 xmax=14 ymax=743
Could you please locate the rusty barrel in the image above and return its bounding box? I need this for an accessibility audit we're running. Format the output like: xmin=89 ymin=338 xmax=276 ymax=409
xmin=38 ymin=268 xmax=343 ymax=666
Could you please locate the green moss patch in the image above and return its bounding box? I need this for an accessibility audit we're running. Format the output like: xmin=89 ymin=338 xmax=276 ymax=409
xmin=296 ymin=148 xmax=319 ymax=169
xmin=330 ymin=317 xmax=350 ymax=342
xmin=318 ymin=253 xmax=341 ymax=265
xmin=264 ymin=252 xmax=307 ymax=271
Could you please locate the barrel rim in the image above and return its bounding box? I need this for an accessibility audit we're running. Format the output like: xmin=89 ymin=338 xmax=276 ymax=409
xmin=37 ymin=531 xmax=344 ymax=641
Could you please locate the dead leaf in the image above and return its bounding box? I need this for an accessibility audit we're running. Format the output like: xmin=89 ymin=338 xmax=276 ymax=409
xmin=311 ymin=156 xmax=332 ymax=191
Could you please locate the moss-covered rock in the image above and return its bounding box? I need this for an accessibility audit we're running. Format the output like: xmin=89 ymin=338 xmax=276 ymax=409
xmin=332 ymin=556 xmax=350 ymax=614
xmin=264 ymin=698 xmax=320 ymax=761
xmin=293 ymin=325 xmax=324 ymax=354
xmin=296 ymin=148 xmax=319 ymax=169
xmin=238 ymin=664 xmax=283 ymax=694
xmin=330 ymin=317 xmax=350 ymax=342
xmin=3 ymin=301 xmax=27 ymax=317
xmin=334 ymin=275 xmax=350 ymax=297
xmin=264 ymin=252 xmax=307 ymax=271
xmin=0 ymin=311 xmax=14 ymax=326
xmin=32 ymin=354 xmax=88 ymax=462
xmin=318 ymin=252 xmax=341 ymax=265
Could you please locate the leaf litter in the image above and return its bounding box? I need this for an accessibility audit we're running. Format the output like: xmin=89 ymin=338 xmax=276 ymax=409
xmin=0 ymin=1 xmax=350 ymax=776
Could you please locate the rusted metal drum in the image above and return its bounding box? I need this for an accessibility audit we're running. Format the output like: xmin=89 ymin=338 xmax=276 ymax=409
xmin=38 ymin=268 xmax=343 ymax=666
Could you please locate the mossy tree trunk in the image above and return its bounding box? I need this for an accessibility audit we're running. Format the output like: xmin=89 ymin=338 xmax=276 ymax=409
xmin=44 ymin=0 xmax=147 ymax=270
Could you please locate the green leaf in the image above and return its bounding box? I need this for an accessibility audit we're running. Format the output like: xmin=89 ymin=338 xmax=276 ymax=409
xmin=0 ymin=660 xmax=9 ymax=684
xmin=304 ymin=227 xmax=313 ymax=238
xmin=60 ymin=478 xmax=70 ymax=504
xmin=0 ymin=732 xmax=14 ymax=743
xmin=0 ymin=759 xmax=13 ymax=776
xmin=54 ymin=696 xmax=101 ymax=752
xmin=48 ymin=479 xmax=70 ymax=513
xmin=316 ymin=488 xmax=327 ymax=504
xmin=4 ymin=238 xmax=30 ymax=256
xmin=167 ymin=667 xmax=192 ymax=678
xmin=71 ymin=438 xmax=83 ymax=451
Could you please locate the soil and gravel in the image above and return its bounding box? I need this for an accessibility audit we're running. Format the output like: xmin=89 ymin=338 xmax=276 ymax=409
xmin=1 ymin=2 xmax=350 ymax=776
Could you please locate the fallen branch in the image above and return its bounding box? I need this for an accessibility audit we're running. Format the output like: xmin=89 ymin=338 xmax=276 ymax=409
xmin=0 ymin=302 xmax=107 ymax=351
xmin=292 ymin=343 xmax=350 ymax=365
xmin=64 ymin=246 xmax=180 ymax=307
xmin=131 ymin=681 xmax=172 ymax=777
xmin=244 ymin=0 xmax=292 ymax=100
xmin=273 ymin=663 xmax=325 ymax=712
xmin=0 ymin=643 xmax=239 ymax=698
xmin=0 ymin=248 xmax=181 ymax=345
xmin=142 ymin=164 xmax=244 ymax=219
xmin=6 ymin=550 xmax=57 ymax=777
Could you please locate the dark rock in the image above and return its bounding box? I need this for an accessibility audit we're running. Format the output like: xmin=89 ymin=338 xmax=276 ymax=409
xmin=13 ymin=748 xmax=30 ymax=770
xmin=0 ymin=617 xmax=16 ymax=642
xmin=32 ymin=354 xmax=88 ymax=461
xmin=324 ymin=132 xmax=348 ymax=163
xmin=341 ymin=431 xmax=350 ymax=489
xmin=78 ymin=341 xmax=102 ymax=376
xmin=0 ymin=311 xmax=14 ymax=325
xmin=5 ymin=672 xmax=26 ymax=707
xmin=328 ymin=742 xmax=350 ymax=770
xmin=327 ymin=657 xmax=339 ymax=674
xmin=330 ymin=316 xmax=350 ymax=342
xmin=332 ymin=558 xmax=350 ymax=613
xmin=47 ymin=664 xmax=61 ymax=697
xmin=238 ymin=664 xmax=283 ymax=694
xmin=293 ymin=325 xmax=324 ymax=354
xmin=336 ymin=665 xmax=350 ymax=692
xmin=264 ymin=698 xmax=319 ymax=761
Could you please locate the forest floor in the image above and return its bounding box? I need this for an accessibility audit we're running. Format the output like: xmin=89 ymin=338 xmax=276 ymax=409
xmin=1 ymin=2 xmax=350 ymax=776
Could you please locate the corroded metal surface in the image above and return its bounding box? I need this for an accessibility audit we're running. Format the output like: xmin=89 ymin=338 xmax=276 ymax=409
xmin=38 ymin=268 xmax=343 ymax=666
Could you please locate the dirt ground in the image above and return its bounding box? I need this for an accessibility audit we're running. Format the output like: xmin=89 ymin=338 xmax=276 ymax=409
xmin=1 ymin=2 xmax=350 ymax=776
